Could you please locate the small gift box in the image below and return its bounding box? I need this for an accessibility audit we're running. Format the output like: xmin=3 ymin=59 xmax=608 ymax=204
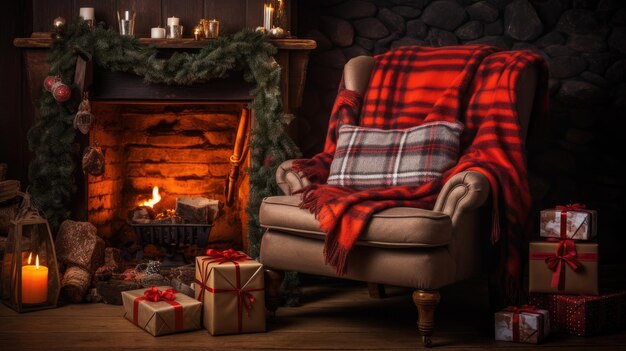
xmin=540 ymin=204 xmax=597 ymax=240
xmin=529 ymin=240 xmax=599 ymax=295
xmin=529 ymin=291 xmax=626 ymax=336
xmin=194 ymin=249 xmax=265 ymax=335
xmin=495 ymin=305 xmax=550 ymax=343
xmin=121 ymin=286 xmax=202 ymax=336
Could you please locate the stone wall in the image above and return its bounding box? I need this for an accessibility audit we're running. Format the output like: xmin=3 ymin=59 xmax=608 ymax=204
xmin=296 ymin=0 xmax=626 ymax=262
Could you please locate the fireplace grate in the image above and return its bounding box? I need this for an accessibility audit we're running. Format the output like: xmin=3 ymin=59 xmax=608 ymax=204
xmin=132 ymin=223 xmax=212 ymax=266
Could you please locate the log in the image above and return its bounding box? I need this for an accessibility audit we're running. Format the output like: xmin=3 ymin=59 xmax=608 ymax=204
xmin=175 ymin=197 xmax=220 ymax=224
xmin=60 ymin=266 xmax=91 ymax=303
xmin=96 ymin=279 xmax=141 ymax=305
xmin=103 ymin=247 xmax=123 ymax=272
xmin=56 ymin=220 xmax=105 ymax=272
xmin=127 ymin=206 xmax=155 ymax=224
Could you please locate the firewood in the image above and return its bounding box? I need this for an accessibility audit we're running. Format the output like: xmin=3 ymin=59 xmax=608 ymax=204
xmin=175 ymin=197 xmax=220 ymax=224
xmin=104 ymin=247 xmax=123 ymax=272
xmin=128 ymin=206 xmax=155 ymax=224
xmin=60 ymin=266 xmax=91 ymax=303
xmin=96 ymin=279 xmax=141 ymax=305
xmin=56 ymin=220 xmax=105 ymax=272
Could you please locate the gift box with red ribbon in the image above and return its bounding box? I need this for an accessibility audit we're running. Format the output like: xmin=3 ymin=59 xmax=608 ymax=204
xmin=529 ymin=240 xmax=599 ymax=295
xmin=540 ymin=204 xmax=597 ymax=240
xmin=121 ymin=286 xmax=202 ymax=336
xmin=495 ymin=305 xmax=550 ymax=343
xmin=529 ymin=291 xmax=626 ymax=336
xmin=194 ymin=249 xmax=265 ymax=335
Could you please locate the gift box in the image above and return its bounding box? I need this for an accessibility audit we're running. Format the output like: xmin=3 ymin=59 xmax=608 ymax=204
xmin=122 ymin=286 xmax=202 ymax=336
xmin=194 ymin=249 xmax=265 ymax=335
xmin=540 ymin=204 xmax=597 ymax=240
xmin=495 ymin=305 xmax=550 ymax=343
xmin=529 ymin=291 xmax=626 ymax=336
xmin=529 ymin=240 xmax=598 ymax=295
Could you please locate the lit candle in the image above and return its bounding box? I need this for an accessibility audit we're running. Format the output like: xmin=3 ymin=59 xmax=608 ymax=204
xmin=21 ymin=253 xmax=48 ymax=304
xmin=151 ymin=27 xmax=166 ymax=38
xmin=263 ymin=4 xmax=274 ymax=31
xmin=167 ymin=16 xmax=180 ymax=26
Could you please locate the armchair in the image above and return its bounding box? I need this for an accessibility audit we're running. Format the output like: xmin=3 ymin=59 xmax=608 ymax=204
xmin=259 ymin=54 xmax=538 ymax=347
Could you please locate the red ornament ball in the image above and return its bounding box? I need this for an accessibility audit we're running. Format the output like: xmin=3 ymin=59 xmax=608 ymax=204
xmin=52 ymin=81 xmax=71 ymax=102
xmin=43 ymin=75 xmax=59 ymax=92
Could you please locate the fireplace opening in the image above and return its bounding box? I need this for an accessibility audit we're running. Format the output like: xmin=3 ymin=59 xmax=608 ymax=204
xmin=86 ymin=102 xmax=249 ymax=259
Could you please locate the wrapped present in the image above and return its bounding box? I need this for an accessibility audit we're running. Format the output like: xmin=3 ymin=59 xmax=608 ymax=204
xmin=194 ymin=249 xmax=265 ymax=335
xmin=495 ymin=305 xmax=550 ymax=343
xmin=540 ymin=204 xmax=597 ymax=240
xmin=122 ymin=286 xmax=202 ymax=336
xmin=529 ymin=291 xmax=626 ymax=336
xmin=529 ymin=240 xmax=598 ymax=295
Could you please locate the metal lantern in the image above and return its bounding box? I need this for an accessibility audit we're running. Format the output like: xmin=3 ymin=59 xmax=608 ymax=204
xmin=1 ymin=193 xmax=60 ymax=312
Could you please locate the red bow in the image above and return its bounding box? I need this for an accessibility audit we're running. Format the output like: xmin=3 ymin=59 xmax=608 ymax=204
xmin=544 ymin=240 xmax=582 ymax=291
xmin=503 ymin=305 xmax=542 ymax=342
xmin=133 ymin=287 xmax=183 ymax=331
xmin=143 ymin=286 xmax=178 ymax=302
xmin=555 ymin=203 xmax=586 ymax=211
xmin=205 ymin=248 xmax=251 ymax=264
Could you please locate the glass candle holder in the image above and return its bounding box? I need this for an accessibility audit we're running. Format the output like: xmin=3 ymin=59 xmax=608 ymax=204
xmin=166 ymin=24 xmax=183 ymax=39
xmin=205 ymin=19 xmax=219 ymax=39
xmin=117 ymin=10 xmax=136 ymax=36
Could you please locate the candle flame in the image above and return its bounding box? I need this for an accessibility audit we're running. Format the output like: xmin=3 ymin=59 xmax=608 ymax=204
xmin=139 ymin=186 xmax=161 ymax=208
xmin=36 ymin=255 xmax=39 ymax=269
xmin=28 ymin=252 xmax=32 ymax=265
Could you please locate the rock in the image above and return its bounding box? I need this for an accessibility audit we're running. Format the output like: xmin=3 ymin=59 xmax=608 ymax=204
xmin=374 ymin=32 xmax=401 ymax=54
xmin=556 ymin=9 xmax=602 ymax=35
xmin=343 ymin=45 xmax=371 ymax=60
xmin=532 ymin=0 xmax=563 ymax=30
xmin=580 ymin=71 xmax=608 ymax=88
xmin=511 ymin=43 xmax=544 ymax=57
xmin=391 ymin=37 xmax=427 ymax=48
xmin=139 ymin=273 xmax=170 ymax=288
xmin=61 ymin=266 xmax=92 ymax=303
xmin=306 ymin=29 xmax=333 ymax=52
xmin=582 ymin=52 xmax=614 ymax=75
xmin=426 ymin=28 xmax=459 ymax=47
xmin=544 ymin=45 xmax=578 ymax=58
xmin=392 ymin=6 xmax=421 ymax=18
xmin=565 ymin=128 xmax=594 ymax=145
xmin=329 ymin=0 xmax=377 ymax=20
xmin=175 ymin=197 xmax=219 ymax=224
xmin=548 ymin=79 xmax=561 ymax=96
xmin=534 ymin=31 xmax=565 ymax=48
xmin=567 ymin=34 xmax=608 ymax=53
xmin=504 ymin=0 xmax=543 ymax=41
xmin=557 ymin=79 xmax=606 ymax=105
xmin=413 ymin=0 xmax=430 ymax=9
xmin=96 ymin=279 xmax=141 ymax=305
xmin=353 ymin=17 xmax=389 ymax=39
xmin=320 ymin=16 xmax=354 ymax=47
xmin=455 ymin=21 xmax=483 ymax=41
xmin=468 ymin=35 xmax=512 ymax=49
xmin=484 ymin=20 xmax=503 ymax=36
xmin=313 ymin=49 xmax=347 ymax=69
xmin=355 ymin=36 xmax=375 ymax=51
xmin=466 ymin=1 xmax=499 ymax=23
xmin=605 ymin=60 xmax=626 ymax=83
xmin=406 ymin=19 xmax=428 ymax=39
xmin=422 ymin=1 xmax=467 ymax=31
xmin=609 ymin=27 xmax=626 ymax=55
xmin=378 ymin=8 xmax=405 ymax=34
xmin=56 ymin=220 xmax=105 ymax=273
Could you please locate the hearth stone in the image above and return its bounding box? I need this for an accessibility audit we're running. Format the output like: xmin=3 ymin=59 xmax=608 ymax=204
xmin=422 ymin=1 xmax=467 ymax=31
xmin=504 ymin=0 xmax=543 ymax=41
xmin=466 ymin=1 xmax=499 ymax=23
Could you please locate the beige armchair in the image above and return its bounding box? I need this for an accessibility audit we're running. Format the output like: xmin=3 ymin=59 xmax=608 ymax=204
xmin=259 ymin=55 xmax=538 ymax=347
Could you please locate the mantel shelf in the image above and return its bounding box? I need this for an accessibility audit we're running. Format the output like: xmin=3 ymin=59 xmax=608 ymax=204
xmin=14 ymin=32 xmax=316 ymax=50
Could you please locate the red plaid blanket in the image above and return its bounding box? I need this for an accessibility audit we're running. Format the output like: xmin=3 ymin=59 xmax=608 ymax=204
xmin=293 ymin=45 xmax=548 ymax=300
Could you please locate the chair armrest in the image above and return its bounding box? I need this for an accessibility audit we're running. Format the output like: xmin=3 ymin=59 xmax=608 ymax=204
xmin=275 ymin=159 xmax=311 ymax=195
xmin=433 ymin=171 xmax=490 ymax=224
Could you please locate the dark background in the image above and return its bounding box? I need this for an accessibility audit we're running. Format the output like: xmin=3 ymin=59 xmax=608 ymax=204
xmin=1 ymin=0 xmax=625 ymax=266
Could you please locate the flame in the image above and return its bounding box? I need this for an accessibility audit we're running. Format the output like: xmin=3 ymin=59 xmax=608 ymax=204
xmin=28 ymin=252 xmax=32 ymax=265
xmin=139 ymin=186 xmax=161 ymax=208
xmin=36 ymin=255 xmax=39 ymax=269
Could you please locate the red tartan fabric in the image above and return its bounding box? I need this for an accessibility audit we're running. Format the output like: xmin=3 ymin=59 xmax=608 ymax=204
xmin=292 ymin=45 xmax=548 ymax=299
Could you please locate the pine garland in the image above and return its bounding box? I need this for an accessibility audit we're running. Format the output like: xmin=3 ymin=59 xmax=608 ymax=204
xmin=28 ymin=21 xmax=300 ymax=261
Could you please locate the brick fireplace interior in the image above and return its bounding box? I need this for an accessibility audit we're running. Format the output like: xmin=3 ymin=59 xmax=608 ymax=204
xmin=87 ymin=102 xmax=248 ymax=252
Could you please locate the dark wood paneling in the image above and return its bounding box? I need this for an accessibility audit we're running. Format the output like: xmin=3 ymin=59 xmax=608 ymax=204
xmin=73 ymin=0 xmax=117 ymax=30
xmin=204 ymin=1 xmax=246 ymax=34
xmin=32 ymin=0 xmax=73 ymax=32
xmin=115 ymin=0 xmax=161 ymax=35
xmin=162 ymin=0 xmax=203 ymax=33
xmin=245 ymin=0 xmax=264 ymax=30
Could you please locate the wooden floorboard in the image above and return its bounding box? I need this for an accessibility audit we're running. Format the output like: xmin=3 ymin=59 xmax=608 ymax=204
xmin=1 ymin=280 xmax=625 ymax=350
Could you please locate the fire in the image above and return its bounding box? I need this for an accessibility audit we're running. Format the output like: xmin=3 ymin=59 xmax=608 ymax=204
xmin=139 ymin=186 xmax=161 ymax=208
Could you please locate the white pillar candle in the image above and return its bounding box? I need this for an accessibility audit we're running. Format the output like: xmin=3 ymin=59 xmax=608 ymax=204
xmin=79 ymin=7 xmax=95 ymax=21
xmin=167 ymin=16 xmax=180 ymax=26
xmin=151 ymin=27 xmax=166 ymax=38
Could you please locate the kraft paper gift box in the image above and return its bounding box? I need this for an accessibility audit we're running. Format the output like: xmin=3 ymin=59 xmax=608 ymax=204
xmin=540 ymin=205 xmax=597 ymax=240
xmin=122 ymin=286 xmax=202 ymax=336
xmin=495 ymin=306 xmax=550 ymax=344
xmin=529 ymin=240 xmax=599 ymax=295
xmin=194 ymin=249 xmax=265 ymax=335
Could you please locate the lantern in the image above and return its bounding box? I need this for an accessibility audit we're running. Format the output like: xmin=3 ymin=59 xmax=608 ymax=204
xmin=1 ymin=193 xmax=60 ymax=312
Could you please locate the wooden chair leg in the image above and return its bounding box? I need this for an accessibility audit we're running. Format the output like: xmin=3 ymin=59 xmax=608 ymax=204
xmin=367 ymin=282 xmax=386 ymax=299
xmin=264 ymin=268 xmax=284 ymax=318
xmin=412 ymin=290 xmax=441 ymax=348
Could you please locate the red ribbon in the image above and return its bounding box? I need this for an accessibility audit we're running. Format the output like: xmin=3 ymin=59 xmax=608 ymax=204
xmin=555 ymin=204 xmax=586 ymax=238
xmin=503 ymin=305 xmax=542 ymax=342
xmin=195 ymin=250 xmax=262 ymax=333
xmin=529 ymin=240 xmax=597 ymax=291
xmin=133 ymin=287 xmax=183 ymax=331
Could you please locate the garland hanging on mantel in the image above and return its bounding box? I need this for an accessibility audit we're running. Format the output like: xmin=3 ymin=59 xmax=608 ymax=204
xmin=28 ymin=21 xmax=300 ymax=259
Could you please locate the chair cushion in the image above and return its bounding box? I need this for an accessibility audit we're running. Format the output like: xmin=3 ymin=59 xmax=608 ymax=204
xmin=326 ymin=121 xmax=463 ymax=189
xmin=260 ymin=195 xmax=452 ymax=248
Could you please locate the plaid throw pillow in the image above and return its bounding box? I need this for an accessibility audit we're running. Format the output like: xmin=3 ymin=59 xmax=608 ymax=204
xmin=327 ymin=121 xmax=463 ymax=189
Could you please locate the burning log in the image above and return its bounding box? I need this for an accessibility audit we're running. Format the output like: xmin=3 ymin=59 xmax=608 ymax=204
xmin=175 ymin=197 xmax=220 ymax=224
xmin=128 ymin=206 xmax=155 ymax=224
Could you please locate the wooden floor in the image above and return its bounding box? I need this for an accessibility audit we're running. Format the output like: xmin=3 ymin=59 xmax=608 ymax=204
xmin=1 ymin=280 xmax=625 ymax=350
